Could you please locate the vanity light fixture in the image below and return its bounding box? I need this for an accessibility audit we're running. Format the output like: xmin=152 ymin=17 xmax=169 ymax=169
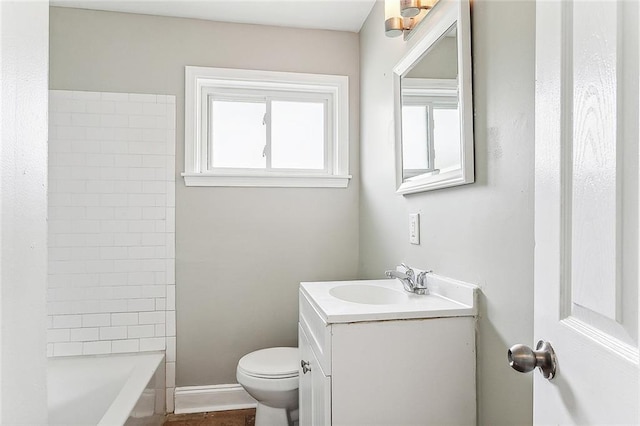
xmin=385 ymin=0 xmax=438 ymax=38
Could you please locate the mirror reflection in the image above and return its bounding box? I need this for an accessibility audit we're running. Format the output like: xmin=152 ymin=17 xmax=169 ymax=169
xmin=400 ymin=24 xmax=460 ymax=181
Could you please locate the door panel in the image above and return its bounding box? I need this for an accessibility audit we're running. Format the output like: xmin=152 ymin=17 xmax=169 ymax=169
xmin=311 ymin=356 xmax=330 ymax=426
xmin=299 ymin=324 xmax=331 ymax=426
xmin=299 ymin=325 xmax=312 ymax=426
xmin=535 ymin=0 xmax=639 ymax=423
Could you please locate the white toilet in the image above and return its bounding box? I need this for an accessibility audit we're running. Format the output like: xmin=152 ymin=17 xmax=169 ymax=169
xmin=236 ymin=347 xmax=299 ymax=426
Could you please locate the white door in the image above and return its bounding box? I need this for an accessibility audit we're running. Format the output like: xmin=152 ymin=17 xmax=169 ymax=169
xmin=530 ymin=0 xmax=639 ymax=423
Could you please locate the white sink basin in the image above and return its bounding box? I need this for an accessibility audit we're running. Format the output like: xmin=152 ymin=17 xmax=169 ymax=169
xmin=300 ymin=277 xmax=478 ymax=323
xmin=329 ymin=284 xmax=407 ymax=305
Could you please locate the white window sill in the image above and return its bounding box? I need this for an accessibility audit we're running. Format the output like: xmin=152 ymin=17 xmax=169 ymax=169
xmin=182 ymin=173 xmax=351 ymax=188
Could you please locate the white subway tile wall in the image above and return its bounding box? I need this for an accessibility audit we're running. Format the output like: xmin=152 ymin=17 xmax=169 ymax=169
xmin=48 ymin=90 xmax=176 ymax=358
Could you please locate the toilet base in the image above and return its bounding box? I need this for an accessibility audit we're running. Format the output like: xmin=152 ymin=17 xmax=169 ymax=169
xmin=255 ymin=402 xmax=295 ymax=426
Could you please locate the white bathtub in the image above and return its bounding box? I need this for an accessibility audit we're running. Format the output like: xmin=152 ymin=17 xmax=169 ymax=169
xmin=48 ymin=352 xmax=165 ymax=426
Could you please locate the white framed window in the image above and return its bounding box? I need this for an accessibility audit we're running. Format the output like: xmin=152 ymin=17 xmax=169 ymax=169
xmin=183 ymin=66 xmax=351 ymax=188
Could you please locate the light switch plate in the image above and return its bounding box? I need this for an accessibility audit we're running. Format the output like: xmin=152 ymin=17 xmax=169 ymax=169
xmin=409 ymin=214 xmax=420 ymax=245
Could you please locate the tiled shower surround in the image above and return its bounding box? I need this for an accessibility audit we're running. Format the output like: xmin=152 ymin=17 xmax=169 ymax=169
xmin=47 ymin=91 xmax=176 ymax=397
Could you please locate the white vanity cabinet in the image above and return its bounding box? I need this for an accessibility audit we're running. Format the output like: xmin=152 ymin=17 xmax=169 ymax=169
xmin=298 ymin=277 xmax=478 ymax=426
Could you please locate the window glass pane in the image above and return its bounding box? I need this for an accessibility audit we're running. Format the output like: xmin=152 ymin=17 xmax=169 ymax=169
xmin=432 ymin=107 xmax=460 ymax=171
xmin=401 ymin=105 xmax=429 ymax=170
xmin=211 ymin=100 xmax=266 ymax=169
xmin=271 ymin=101 xmax=325 ymax=170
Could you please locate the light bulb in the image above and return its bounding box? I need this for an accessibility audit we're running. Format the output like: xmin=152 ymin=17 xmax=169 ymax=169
xmin=401 ymin=0 xmax=420 ymax=18
xmin=384 ymin=0 xmax=404 ymax=37
xmin=384 ymin=0 xmax=401 ymax=20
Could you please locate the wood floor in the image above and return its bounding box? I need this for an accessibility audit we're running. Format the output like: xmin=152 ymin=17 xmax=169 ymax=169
xmin=164 ymin=409 xmax=256 ymax=426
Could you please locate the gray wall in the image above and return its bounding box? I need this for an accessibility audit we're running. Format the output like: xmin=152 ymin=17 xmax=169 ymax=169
xmin=49 ymin=7 xmax=360 ymax=386
xmin=358 ymin=1 xmax=535 ymax=425
xmin=406 ymin=35 xmax=457 ymax=79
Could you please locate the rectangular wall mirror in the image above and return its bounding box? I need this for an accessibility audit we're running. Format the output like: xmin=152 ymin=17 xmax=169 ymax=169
xmin=393 ymin=0 xmax=474 ymax=195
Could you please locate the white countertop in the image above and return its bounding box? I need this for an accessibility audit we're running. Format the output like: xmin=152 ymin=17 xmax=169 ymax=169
xmin=300 ymin=276 xmax=477 ymax=324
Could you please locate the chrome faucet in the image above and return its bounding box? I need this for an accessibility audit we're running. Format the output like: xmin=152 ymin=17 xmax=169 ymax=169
xmin=385 ymin=264 xmax=431 ymax=295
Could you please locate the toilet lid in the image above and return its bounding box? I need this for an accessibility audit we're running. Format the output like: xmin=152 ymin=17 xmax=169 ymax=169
xmin=238 ymin=347 xmax=299 ymax=379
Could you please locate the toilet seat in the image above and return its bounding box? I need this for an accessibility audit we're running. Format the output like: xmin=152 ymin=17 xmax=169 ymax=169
xmin=237 ymin=347 xmax=299 ymax=379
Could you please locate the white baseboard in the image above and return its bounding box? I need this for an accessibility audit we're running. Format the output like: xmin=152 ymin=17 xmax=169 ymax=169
xmin=174 ymin=384 xmax=257 ymax=414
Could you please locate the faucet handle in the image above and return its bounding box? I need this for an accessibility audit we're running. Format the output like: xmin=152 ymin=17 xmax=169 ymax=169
xmin=415 ymin=270 xmax=433 ymax=288
xmin=399 ymin=263 xmax=414 ymax=277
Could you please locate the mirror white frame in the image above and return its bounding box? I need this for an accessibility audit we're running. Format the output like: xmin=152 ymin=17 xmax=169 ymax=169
xmin=393 ymin=0 xmax=474 ymax=195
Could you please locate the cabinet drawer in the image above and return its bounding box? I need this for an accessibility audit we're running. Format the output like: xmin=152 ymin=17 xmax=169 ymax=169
xmin=299 ymin=291 xmax=332 ymax=375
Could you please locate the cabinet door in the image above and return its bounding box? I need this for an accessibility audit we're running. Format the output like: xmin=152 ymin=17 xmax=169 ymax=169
xmin=311 ymin=355 xmax=331 ymax=426
xmin=298 ymin=324 xmax=313 ymax=426
xmin=299 ymin=324 xmax=332 ymax=426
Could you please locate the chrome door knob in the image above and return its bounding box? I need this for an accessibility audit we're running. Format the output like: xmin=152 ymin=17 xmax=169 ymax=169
xmin=301 ymin=360 xmax=311 ymax=374
xmin=508 ymin=340 xmax=557 ymax=380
